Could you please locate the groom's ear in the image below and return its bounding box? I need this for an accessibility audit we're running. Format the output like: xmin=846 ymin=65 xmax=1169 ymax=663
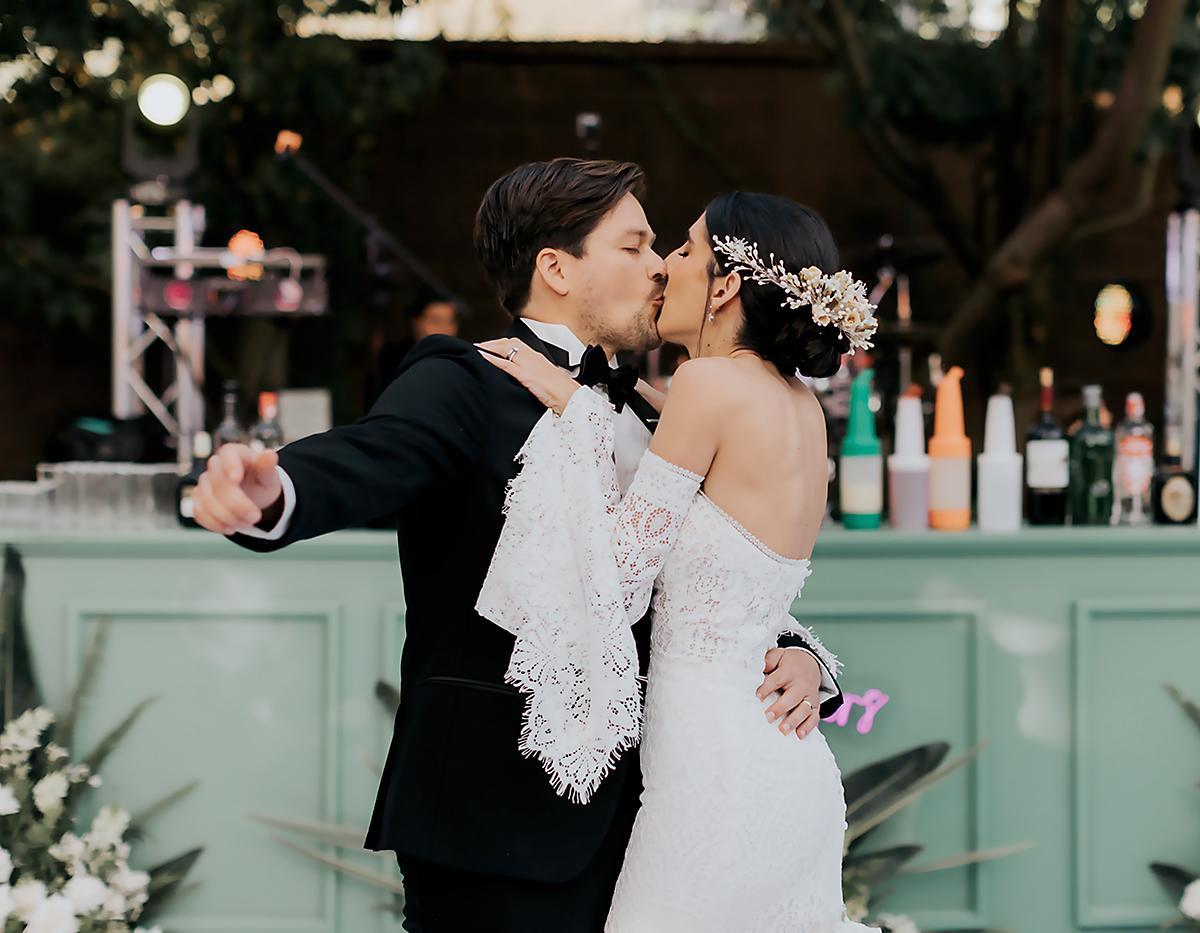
xmin=709 ymin=270 xmax=741 ymax=314
xmin=533 ymin=247 xmax=571 ymax=298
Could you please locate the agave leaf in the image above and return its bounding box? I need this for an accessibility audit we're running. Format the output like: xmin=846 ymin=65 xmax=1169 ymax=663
xmin=55 ymin=619 xmax=112 ymax=753
xmin=1150 ymin=861 xmax=1199 ymax=896
xmin=842 ymin=844 xmax=923 ymax=887
xmin=270 ymin=834 xmax=406 ymax=893
xmin=843 ymin=742 xmax=950 ymax=819
xmin=125 ymin=782 xmax=200 ymax=843
xmin=137 ymin=846 xmax=204 ymax=923
xmin=900 ymin=840 xmax=1035 ymax=874
xmin=846 ymin=741 xmax=987 ymax=844
xmin=246 ymin=812 xmax=370 ymax=850
xmin=375 ymin=680 xmax=401 ymax=718
xmin=1164 ymin=684 xmax=1200 ymax=733
xmin=81 ymin=695 xmax=158 ymax=774
xmin=1 ymin=546 xmax=42 ymax=723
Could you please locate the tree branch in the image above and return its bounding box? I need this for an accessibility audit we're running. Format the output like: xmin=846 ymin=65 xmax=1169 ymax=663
xmin=1069 ymin=146 xmax=1165 ymax=242
xmin=940 ymin=0 xmax=1185 ymax=362
xmin=812 ymin=0 xmax=983 ymax=274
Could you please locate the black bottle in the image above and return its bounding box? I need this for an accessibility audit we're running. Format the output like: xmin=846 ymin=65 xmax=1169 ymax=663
xmin=1025 ymin=368 xmax=1068 ymax=525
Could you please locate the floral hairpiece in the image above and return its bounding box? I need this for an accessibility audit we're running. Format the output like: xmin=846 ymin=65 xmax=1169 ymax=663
xmin=711 ymin=235 xmax=878 ymax=354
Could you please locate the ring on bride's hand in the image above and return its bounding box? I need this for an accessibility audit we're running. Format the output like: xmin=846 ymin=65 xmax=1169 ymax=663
xmin=506 ymin=348 xmax=518 ymax=360
xmin=801 ymin=698 xmax=815 ymax=711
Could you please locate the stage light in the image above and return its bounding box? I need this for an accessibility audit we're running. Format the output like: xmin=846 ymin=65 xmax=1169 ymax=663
xmin=137 ymin=74 xmax=191 ymax=127
xmin=275 ymin=130 xmax=303 ymax=156
xmin=274 ymin=278 xmax=304 ymax=312
xmin=163 ymin=279 xmax=194 ymax=312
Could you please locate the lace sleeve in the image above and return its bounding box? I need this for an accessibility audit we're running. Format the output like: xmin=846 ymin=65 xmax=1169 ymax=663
xmin=612 ymin=449 xmax=703 ymax=623
xmin=476 ymin=388 xmax=687 ymax=804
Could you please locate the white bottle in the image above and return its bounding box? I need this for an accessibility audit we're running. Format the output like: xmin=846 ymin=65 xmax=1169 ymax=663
xmin=977 ymin=393 xmax=1023 ymax=532
xmin=887 ymin=393 xmax=930 ymax=530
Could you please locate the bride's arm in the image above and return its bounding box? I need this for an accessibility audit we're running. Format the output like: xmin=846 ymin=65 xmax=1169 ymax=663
xmin=635 ymin=378 xmax=668 ymax=414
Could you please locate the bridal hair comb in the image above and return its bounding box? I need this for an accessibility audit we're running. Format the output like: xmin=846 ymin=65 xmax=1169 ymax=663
xmin=711 ymin=235 xmax=878 ymax=354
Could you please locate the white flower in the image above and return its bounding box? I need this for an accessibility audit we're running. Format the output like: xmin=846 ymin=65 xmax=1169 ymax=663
xmin=109 ymin=865 xmax=150 ymax=897
xmin=874 ymin=913 xmax=920 ymax=933
xmin=44 ymin=743 xmax=69 ymax=764
xmin=49 ymin=832 xmax=85 ymax=865
xmin=23 ymin=893 xmax=79 ymax=933
xmin=0 ymin=784 xmax=18 ymax=816
xmin=1181 ymin=878 xmax=1200 ymax=920
xmin=0 ymin=883 xmax=11 ymax=921
xmin=62 ymin=873 xmax=109 ymax=914
xmin=65 ymin=764 xmax=90 ymax=784
xmin=0 ymin=847 xmax=10 ymax=884
xmin=89 ymin=805 xmax=130 ymax=849
xmin=0 ymin=707 xmax=54 ymax=754
xmin=12 ymin=878 xmax=48 ymax=920
xmin=133 ymin=927 xmax=163 ymax=933
xmin=86 ymin=774 xmax=102 ymax=788
xmin=101 ymin=889 xmax=127 ymax=919
xmin=32 ymin=771 xmax=69 ymax=817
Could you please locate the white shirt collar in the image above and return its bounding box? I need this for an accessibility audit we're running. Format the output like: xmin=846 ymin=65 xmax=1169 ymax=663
xmin=520 ymin=318 xmax=617 ymax=370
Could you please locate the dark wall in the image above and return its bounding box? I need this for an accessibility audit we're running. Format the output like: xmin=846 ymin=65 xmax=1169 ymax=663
xmin=0 ymin=40 xmax=1175 ymax=479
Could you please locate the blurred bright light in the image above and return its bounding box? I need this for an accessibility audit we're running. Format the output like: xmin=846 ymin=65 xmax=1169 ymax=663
xmin=1094 ymin=284 xmax=1133 ymax=347
xmin=137 ymin=73 xmax=190 ymax=126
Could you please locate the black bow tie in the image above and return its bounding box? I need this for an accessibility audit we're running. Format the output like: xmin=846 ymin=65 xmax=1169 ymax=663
xmin=575 ymin=345 xmax=640 ymax=414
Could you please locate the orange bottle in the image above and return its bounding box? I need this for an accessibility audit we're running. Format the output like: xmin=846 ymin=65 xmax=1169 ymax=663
xmin=928 ymin=366 xmax=972 ymax=530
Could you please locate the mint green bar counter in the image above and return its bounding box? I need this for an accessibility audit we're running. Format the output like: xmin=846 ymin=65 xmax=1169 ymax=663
xmin=3 ymin=525 xmax=1199 ymax=933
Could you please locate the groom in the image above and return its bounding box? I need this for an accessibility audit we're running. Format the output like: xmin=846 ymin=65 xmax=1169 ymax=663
xmin=194 ymin=158 xmax=842 ymax=932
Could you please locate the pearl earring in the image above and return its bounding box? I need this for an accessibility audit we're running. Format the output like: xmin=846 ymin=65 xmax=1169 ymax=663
xmin=707 ymin=312 xmax=715 ymax=322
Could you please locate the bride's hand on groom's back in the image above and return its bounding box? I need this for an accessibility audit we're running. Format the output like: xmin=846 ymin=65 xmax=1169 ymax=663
xmin=757 ymin=647 xmax=823 ymax=741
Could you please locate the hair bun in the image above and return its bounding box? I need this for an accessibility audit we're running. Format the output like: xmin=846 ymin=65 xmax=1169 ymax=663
xmin=769 ymin=316 xmax=847 ymax=379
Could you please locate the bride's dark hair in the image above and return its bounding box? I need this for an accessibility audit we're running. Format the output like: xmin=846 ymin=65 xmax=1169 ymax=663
xmin=704 ymin=192 xmax=847 ymax=379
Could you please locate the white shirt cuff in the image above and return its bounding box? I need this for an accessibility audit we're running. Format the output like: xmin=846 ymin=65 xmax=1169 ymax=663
xmin=233 ymin=465 xmax=296 ymax=541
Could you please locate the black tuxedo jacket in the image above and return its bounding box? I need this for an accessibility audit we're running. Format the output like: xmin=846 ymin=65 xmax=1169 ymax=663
xmin=228 ymin=319 xmax=842 ymax=884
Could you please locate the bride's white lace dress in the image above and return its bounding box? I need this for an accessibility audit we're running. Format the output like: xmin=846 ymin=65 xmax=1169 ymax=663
xmin=477 ymin=389 xmax=878 ymax=933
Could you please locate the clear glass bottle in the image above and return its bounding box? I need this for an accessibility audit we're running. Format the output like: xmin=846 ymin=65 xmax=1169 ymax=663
xmin=213 ymin=380 xmax=247 ymax=449
xmin=1069 ymin=385 xmax=1115 ymax=526
xmin=1113 ymin=391 xmax=1154 ymax=526
xmin=249 ymin=391 xmax=285 ymax=453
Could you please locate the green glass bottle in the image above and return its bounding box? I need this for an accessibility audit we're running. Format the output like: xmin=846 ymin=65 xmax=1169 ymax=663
xmin=1069 ymin=384 xmax=1115 ymax=525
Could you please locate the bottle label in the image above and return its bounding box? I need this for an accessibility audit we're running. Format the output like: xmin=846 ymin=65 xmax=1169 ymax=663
xmin=1161 ymin=476 xmax=1196 ymax=522
xmin=1116 ymin=436 xmax=1154 ymax=496
xmin=929 ymin=458 xmax=971 ymax=511
xmin=1026 ymin=439 xmax=1068 ymax=489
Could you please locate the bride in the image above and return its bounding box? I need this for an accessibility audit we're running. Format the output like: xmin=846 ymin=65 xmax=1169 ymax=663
xmin=476 ymin=192 xmax=879 ymax=933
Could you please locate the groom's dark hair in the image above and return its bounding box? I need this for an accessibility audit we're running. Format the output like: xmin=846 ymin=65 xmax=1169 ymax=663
xmin=474 ymin=158 xmax=646 ymax=316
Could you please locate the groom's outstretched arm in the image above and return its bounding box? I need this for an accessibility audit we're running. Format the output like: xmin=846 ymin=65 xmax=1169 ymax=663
xmin=224 ymin=338 xmax=488 ymax=553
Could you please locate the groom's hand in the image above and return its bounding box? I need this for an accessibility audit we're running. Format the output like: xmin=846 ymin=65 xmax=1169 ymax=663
xmin=193 ymin=444 xmax=283 ymax=536
xmin=757 ymin=647 xmax=822 ymax=741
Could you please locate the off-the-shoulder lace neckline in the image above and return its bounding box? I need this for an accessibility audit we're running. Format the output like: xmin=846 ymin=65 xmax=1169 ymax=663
xmin=696 ymin=493 xmax=812 ymax=567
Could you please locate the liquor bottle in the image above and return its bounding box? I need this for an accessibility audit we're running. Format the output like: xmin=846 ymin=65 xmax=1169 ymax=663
xmin=176 ymin=431 xmax=213 ymax=529
xmin=1153 ymin=428 xmax=1197 ymax=524
xmin=213 ymin=380 xmax=247 ymax=449
xmin=1069 ymin=385 xmax=1115 ymax=525
xmin=249 ymin=391 xmax=285 ymax=453
xmin=1025 ymin=367 xmax=1068 ymax=525
xmin=1113 ymin=392 xmax=1154 ymax=526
